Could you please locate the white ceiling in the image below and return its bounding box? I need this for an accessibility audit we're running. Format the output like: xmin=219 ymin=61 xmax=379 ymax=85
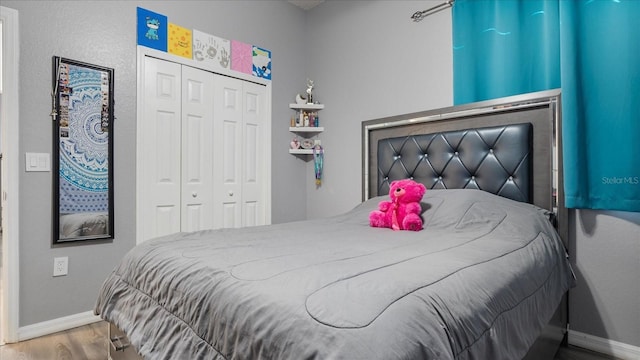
xmin=288 ymin=0 xmax=325 ymax=11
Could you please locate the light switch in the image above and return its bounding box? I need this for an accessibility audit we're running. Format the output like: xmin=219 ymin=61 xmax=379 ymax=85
xmin=25 ymin=152 xmax=51 ymax=172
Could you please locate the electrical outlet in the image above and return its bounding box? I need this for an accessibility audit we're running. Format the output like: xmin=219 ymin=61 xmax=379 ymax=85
xmin=53 ymin=256 xmax=68 ymax=277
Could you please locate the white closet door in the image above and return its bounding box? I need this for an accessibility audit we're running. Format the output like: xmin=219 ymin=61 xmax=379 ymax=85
xmin=241 ymin=81 xmax=266 ymax=227
xmin=213 ymin=75 xmax=244 ymax=228
xmin=140 ymin=54 xmax=269 ymax=241
xmin=181 ymin=65 xmax=215 ymax=232
xmin=212 ymin=75 xmax=267 ymax=229
xmin=141 ymin=57 xmax=182 ymax=240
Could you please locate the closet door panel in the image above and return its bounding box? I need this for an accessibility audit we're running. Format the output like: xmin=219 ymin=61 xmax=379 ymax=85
xmin=242 ymin=82 xmax=266 ymax=227
xmin=182 ymin=66 xmax=214 ymax=232
xmin=142 ymin=57 xmax=182 ymax=240
xmin=222 ymin=120 xmax=238 ymax=183
xmin=222 ymin=203 xmax=238 ymax=229
xmin=213 ymin=75 xmax=243 ymax=228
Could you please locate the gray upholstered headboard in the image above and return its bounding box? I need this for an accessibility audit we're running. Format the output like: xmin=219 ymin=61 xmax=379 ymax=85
xmin=362 ymin=89 xmax=567 ymax=243
xmin=375 ymin=123 xmax=532 ymax=203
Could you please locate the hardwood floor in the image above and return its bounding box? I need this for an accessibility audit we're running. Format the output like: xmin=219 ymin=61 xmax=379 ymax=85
xmin=0 ymin=322 xmax=109 ymax=360
xmin=0 ymin=321 xmax=620 ymax=360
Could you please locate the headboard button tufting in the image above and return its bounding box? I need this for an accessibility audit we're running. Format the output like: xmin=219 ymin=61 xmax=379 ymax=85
xmin=374 ymin=123 xmax=532 ymax=204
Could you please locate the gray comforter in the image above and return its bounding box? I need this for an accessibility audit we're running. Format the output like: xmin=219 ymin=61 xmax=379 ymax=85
xmin=95 ymin=189 xmax=574 ymax=359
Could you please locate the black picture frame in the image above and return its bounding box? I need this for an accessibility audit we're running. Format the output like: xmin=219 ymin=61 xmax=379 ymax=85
xmin=52 ymin=56 xmax=114 ymax=243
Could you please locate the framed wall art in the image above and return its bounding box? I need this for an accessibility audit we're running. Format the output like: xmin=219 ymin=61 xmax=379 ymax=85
xmin=52 ymin=56 xmax=114 ymax=243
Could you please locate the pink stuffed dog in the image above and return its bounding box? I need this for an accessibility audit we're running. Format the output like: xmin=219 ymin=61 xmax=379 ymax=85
xmin=369 ymin=179 xmax=426 ymax=231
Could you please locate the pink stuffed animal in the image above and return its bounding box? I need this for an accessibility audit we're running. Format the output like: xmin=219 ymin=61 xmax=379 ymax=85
xmin=369 ymin=179 xmax=426 ymax=231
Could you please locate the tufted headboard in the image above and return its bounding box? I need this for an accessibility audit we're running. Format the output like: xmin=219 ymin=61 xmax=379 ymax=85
xmin=376 ymin=123 xmax=532 ymax=203
xmin=362 ymin=89 xmax=567 ymax=243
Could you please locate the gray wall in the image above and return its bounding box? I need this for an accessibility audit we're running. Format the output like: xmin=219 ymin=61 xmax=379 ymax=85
xmin=569 ymin=210 xmax=640 ymax=346
xmin=304 ymin=1 xmax=454 ymax=216
xmin=7 ymin=0 xmax=639 ymax=349
xmin=7 ymin=0 xmax=309 ymax=327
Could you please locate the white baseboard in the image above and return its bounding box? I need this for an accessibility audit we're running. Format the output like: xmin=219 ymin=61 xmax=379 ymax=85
xmin=569 ymin=330 xmax=640 ymax=360
xmin=13 ymin=314 xmax=640 ymax=360
xmin=17 ymin=311 xmax=101 ymax=342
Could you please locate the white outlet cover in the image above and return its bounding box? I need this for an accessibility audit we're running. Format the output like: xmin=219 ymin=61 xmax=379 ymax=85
xmin=53 ymin=256 xmax=68 ymax=277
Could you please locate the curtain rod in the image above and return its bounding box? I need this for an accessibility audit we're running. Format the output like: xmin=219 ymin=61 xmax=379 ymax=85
xmin=411 ymin=0 xmax=454 ymax=22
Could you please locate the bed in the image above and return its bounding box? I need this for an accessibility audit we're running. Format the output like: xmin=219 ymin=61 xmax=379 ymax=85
xmin=95 ymin=89 xmax=574 ymax=359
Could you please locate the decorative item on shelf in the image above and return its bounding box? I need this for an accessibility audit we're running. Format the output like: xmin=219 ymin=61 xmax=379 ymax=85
xmin=300 ymin=138 xmax=314 ymax=149
xmin=306 ymin=79 xmax=314 ymax=104
xmin=308 ymin=112 xmax=315 ymax=127
xmin=295 ymin=93 xmax=307 ymax=105
xmin=304 ymin=111 xmax=313 ymax=127
xmin=290 ymin=137 xmax=300 ymax=150
xmin=313 ymin=145 xmax=324 ymax=186
xmin=295 ymin=111 xmax=317 ymax=128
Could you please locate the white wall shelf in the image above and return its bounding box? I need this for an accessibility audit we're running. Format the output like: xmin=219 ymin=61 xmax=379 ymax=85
xmin=289 ymin=103 xmax=324 ymax=156
xmin=289 ymin=126 xmax=324 ymax=132
xmin=289 ymin=103 xmax=325 ymax=110
xmin=289 ymin=148 xmax=323 ymax=155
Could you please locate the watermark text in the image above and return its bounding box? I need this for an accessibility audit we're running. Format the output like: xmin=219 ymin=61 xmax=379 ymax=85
xmin=601 ymin=176 xmax=639 ymax=185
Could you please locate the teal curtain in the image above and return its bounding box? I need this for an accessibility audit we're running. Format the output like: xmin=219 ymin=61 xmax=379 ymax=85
xmin=453 ymin=0 xmax=640 ymax=212
xmin=452 ymin=0 xmax=560 ymax=104
xmin=560 ymin=0 xmax=640 ymax=211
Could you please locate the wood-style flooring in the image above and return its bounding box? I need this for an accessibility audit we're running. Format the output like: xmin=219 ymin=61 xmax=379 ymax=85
xmin=0 ymin=321 xmax=620 ymax=360
xmin=0 ymin=322 xmax=108 ymax=360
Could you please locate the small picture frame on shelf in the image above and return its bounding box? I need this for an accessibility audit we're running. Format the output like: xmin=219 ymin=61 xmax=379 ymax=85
xmin=301 ymin=138 xmax=314 ymax=149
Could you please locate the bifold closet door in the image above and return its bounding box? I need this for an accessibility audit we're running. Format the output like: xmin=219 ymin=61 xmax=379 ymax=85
xmin=141 ymin=57 xmax=214 ymax=241
xmin=141 ymin=57 xmax=182 ymax=240
xmin=213 ymin=75 xmax=266 ymax=229
xmin=181 ymin=65 xmax=215 ymax=232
